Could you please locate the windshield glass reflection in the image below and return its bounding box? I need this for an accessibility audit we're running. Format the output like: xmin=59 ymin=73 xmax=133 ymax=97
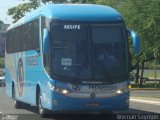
xmin=51 ymin=23 xmax=128 ymax=83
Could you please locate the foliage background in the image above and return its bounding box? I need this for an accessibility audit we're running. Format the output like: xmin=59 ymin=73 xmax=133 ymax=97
xmin=5 ymin=0 xmax=160 ymax=87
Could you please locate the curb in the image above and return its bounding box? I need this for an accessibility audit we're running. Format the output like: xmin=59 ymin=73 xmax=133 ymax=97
xmin=130 ymin=98 xmax=160 ymax=105
xmin=130 ymin=96 xmax=160 ymax=102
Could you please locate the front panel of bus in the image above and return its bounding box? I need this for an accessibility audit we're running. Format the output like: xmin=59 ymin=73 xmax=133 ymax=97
xmin=46 ymin=21 xmax=129 ymax=112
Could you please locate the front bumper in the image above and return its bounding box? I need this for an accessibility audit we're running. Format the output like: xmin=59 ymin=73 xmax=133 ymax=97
xmin=49 ymin=91 xmax=129 ymax=113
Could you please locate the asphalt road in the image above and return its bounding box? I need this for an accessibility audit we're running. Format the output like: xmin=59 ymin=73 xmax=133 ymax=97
xmin=0 ymin=87 xmax=160 ymax=120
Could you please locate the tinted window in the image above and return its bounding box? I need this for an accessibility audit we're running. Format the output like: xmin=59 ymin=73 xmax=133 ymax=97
xmin=50 ymin=23 xmax=128 ymax=84
xmin=51 ymin=23 xmax=92 ymax=79
xmin=92 ymin=25 xmax=127 ymax=82
xmin=6 ymin=19 xmax=39 ymax=54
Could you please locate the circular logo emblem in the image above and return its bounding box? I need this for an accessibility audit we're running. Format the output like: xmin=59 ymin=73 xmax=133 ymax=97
xmin=90 ymin=93 xmax=96 ymax=99
xmin=17 ymin=58 xmax=24 ymax=97
xmin=72 ymin=85 xmax=82 ymax=92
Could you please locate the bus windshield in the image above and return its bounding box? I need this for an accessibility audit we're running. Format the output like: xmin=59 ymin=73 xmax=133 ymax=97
xmin=51 ymin=23 xmax=128 ymax=84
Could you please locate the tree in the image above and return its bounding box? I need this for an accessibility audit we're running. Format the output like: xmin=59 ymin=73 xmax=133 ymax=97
xmin=95 ymin=0 xmax=160 ymax=87
xmin=8 ymin=0 xmax=96 ymax=23
xmin=8 ymin=0 xmax=67 ymax=23
xmin=117 ymin=0 xmax=160 ymax=87
xmin=8 ymin=3 xmax=35 ymax=23
xmin=8 ymin=0 xmax=160 ymax=87
xmin=95 ymin=0 xmax=126 ymax=8
xmin=0 ymin=20 xmax=4 ymax=30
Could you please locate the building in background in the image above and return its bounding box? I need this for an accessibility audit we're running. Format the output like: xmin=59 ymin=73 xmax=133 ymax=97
xmin=0 ymin=23 xmax=10 ymax=57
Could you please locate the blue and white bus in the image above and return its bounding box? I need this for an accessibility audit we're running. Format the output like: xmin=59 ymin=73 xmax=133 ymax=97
xmin=5 ymin=4 xmax=140 ymax=116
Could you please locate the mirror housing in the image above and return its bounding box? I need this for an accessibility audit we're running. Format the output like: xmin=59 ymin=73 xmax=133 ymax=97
xmin=43 ymin=29 xmax=50 ymax=54
xmin=129 ymin=30 xmax=140 ymax=55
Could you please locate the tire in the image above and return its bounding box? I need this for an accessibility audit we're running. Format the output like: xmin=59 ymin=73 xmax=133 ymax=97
xmin=13 ymin=85 xmax=23 ymax=109
xmin=38 ymin=92 xmax=47 ymax=117
xmin=14 ymin=100 xmax=23 ymax=109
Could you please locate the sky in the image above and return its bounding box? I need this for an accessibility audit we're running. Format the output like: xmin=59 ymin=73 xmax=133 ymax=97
xmin=0 ymin=0 xmax=29 ymax=24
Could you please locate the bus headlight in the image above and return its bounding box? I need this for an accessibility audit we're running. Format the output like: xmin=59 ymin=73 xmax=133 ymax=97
xmin=62 ymin=89 xmax=69 ymax=94
xmin=48 ymin=82 xmax=70 ymax=94
xmin=116 ymin=88 xmax=129 ymax=94
xmin=116 ymin=90 xmax=123 ymax=94
xmin=54 ymin=86 xmax=70 ymax=94
xmin=55 ymin=87 xmax=70 ymax=94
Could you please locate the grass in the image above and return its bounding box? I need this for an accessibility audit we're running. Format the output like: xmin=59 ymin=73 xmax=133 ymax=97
xmin=131 ymin=83 xmax=160 ymax=89
xmin=0 ymin=57 xmax=4 ymax=68
xmin=143 ymin=72 xmax=160 ymax=78
xmin=131 ymin=69 xmax=160 ymax=88
xmin=132 ymin=69 xmax=160 ymax=78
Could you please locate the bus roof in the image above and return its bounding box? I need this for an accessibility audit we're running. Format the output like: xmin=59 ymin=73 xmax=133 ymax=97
xmin=8 ymin=4 xmax=123 ymax=30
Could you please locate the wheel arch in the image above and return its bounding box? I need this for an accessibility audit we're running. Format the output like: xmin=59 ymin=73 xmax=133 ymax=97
xmin=12 ymin=81 xmax=15 ymax=98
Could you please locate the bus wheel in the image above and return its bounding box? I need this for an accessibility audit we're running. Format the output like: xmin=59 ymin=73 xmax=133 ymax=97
xmin=38 ymin=92 xmax=47 ymax=117
xmin=13 ymin=86 xmax=22 ymax=109
xmin=14 ymin=100 xmax=23 ymax=109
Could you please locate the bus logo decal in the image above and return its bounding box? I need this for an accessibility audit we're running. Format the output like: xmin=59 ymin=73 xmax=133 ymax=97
xmin=89 ymin=85 xmax=117 ymax=91
xmin=17 ymin=58 xmax=24 ymax=97
xmin=71 ymin=85 xmax=82 ymax=92
xmin=26 ymin=55 xmax=38 ymax=66
xmin=90 ymin=93 xmax=96 ymax=99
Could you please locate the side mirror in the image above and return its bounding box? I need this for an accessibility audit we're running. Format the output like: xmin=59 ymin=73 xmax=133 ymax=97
xmin=129 ymin=30 xmax=140 ymax=55
xmin=43 ymin=29 xmax=50 ymax=54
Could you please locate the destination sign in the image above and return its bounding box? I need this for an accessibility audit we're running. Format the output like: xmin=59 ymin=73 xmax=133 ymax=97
xmin=64 ymin=25 xmax=80 ymax=30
